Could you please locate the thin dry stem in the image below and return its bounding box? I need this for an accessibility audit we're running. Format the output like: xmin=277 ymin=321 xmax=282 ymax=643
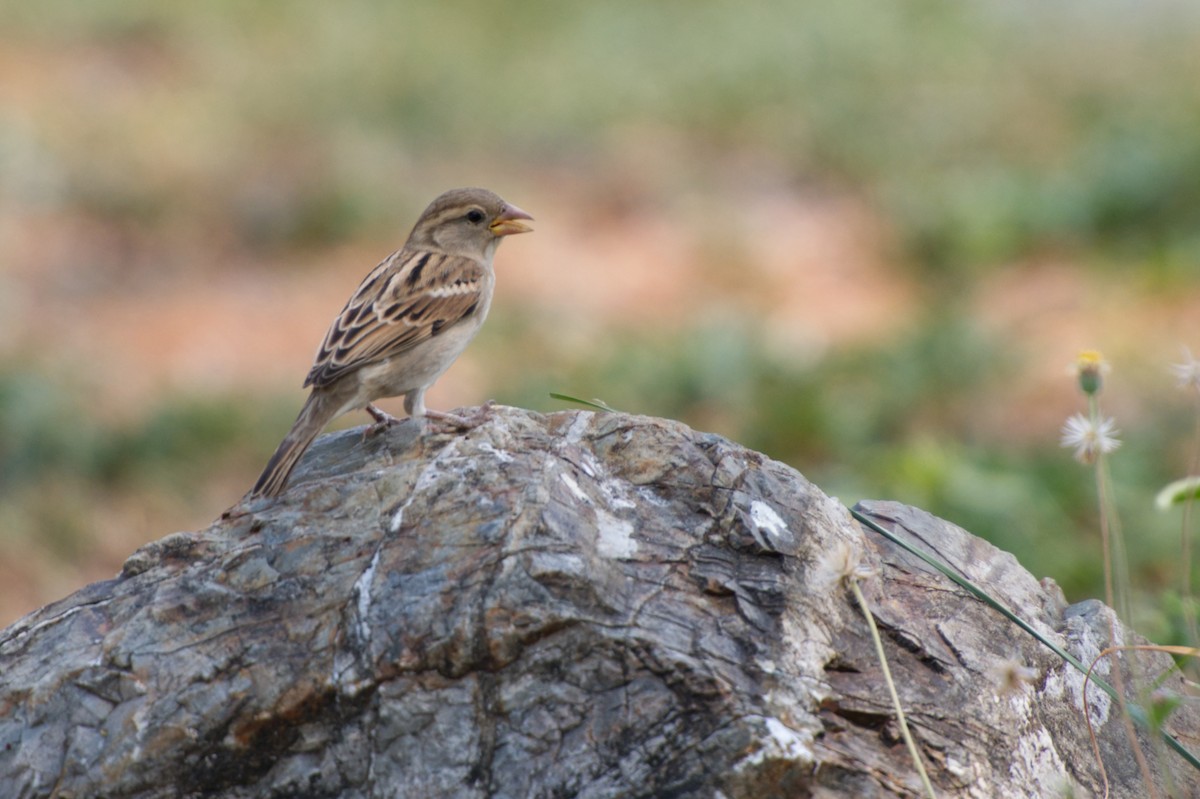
xmin=1086 ymin=408 xmax=1159 ymax=798
xmin=1181 ymin=395 xmax=1200 ymax=649
xmin=848 ymin=576 xmax=937 ymax=799
xmin=1082 ymin=645 xmax=1200 ymax=799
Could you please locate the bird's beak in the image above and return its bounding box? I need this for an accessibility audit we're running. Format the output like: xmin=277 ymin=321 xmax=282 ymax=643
xmin=490 ymin=203 xmax=534 ymax=236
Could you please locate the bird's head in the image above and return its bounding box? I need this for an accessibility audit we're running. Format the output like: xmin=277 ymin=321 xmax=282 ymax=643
xmin=409 ymin=187 xmax=533 ymax=258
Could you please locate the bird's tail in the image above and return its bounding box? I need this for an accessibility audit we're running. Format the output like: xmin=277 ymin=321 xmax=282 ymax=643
xmin=249 ymin=392 xmax=337 ymax=498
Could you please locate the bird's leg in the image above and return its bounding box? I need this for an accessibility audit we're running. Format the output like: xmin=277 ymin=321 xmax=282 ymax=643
xmin=362 ymin=403 xmax=403 ymax=438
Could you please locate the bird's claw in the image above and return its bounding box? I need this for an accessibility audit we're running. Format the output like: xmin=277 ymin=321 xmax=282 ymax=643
xmin=425 ymin=400 xmax=496 ymax=433
xmin=363 ymin=404 xmax=403 ymax=438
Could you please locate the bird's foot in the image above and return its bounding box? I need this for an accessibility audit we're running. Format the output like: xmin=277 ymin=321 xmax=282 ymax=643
xmin=425 ymin=400 xmax=496 ymax=433
xmin=363 ymin=404 xmax=404 ymax=438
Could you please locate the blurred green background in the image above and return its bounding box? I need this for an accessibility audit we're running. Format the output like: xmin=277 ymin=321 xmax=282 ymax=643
xmin=3 ymin=1 xmax=1200 ymax=642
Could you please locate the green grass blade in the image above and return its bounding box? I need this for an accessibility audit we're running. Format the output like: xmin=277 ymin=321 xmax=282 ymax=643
xmin=850 ymin=507 xmax=1200 ymax=772
xmin=548 ymin=393 xmax=618 ymax=412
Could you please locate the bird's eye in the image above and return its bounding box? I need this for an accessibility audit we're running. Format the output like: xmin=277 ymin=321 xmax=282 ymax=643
xmin=466 ymin=208 xmax=486 ymax=224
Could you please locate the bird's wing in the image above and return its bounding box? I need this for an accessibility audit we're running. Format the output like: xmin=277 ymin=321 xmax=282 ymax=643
xmin=304 ymin=248 xmax=487 ymax=389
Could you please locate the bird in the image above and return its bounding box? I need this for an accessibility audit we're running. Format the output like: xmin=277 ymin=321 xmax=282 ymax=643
xmin=249 ymin=187 xmax=533 ymax=499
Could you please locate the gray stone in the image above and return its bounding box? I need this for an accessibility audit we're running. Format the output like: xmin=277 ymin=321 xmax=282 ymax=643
xmin=0 ymin=407 xmax=1196 ymax=797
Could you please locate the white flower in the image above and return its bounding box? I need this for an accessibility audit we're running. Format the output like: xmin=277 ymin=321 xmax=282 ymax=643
xmin=1170 ymin=348 xmax=1200 ymax=394
xmin=1060 ymin=413 xmax=1121 ymax=464
xmin=814 ymin=540 xmax=876 ymax=590
xmin=989 ymin=658 xmax=1038 ymax=696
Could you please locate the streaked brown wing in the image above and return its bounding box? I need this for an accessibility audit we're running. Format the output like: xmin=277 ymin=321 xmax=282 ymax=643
xmin=303 ymin=248 xmax=486 ymax=389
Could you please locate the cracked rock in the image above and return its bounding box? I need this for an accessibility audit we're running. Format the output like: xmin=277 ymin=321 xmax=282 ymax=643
xmin=0 ymin=407 xmax=1196 ymax=798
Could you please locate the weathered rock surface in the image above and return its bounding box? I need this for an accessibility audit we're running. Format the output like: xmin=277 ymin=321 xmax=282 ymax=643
xmin=1 ymin=407 xmax=1197 ymax=798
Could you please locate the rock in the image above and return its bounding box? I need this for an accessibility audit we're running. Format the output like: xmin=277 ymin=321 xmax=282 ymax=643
xmin=0 ymin=407 xmax=1196 ymax=798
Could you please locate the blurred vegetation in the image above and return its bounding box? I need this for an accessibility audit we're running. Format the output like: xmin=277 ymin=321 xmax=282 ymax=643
xmin=4 ymin=1 xmax=1199 ymax=268
xmin=3 ymin=0 xmax=1200 ymax=642
xmin=0 ymin=368 xmax=283 ymax=491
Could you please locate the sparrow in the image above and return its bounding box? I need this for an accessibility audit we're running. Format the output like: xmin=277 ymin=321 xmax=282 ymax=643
xmin=249 ymin=187 xmax=533 ymax=498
